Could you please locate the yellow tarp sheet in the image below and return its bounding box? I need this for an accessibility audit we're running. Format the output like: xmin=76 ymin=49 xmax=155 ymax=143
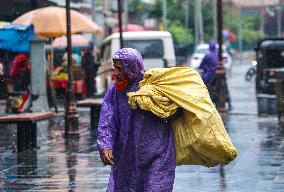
xmin=127 ymin=67 xmax=237 ymax=167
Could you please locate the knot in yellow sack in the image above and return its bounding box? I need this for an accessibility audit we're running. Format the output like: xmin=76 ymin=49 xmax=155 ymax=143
xmin=127 ymin=67 xmax=237 ymax=167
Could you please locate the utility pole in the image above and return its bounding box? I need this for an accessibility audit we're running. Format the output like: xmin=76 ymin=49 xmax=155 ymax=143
xmin=277 ymin=2 xmax=282 ymax=37
xmin=213 ymin=0 xmax=217 ymax=40
xmin=260 ymin=6 xmax=265 ymax=38
xmin=124 ymin=0 xmax=128 ymax=31
xmin=118 ymin=0 xmax=124 ymax=48
xmin=237 ymin=4 xmax=243 ymax=52
xmin=216 ymin=0 xmax=226 ymax=111
xmin=162 ymin=0 xmax=167 ymax=30
xmin=184 ymin=0 xmax=189 ymax=37
xmin=194 ymin=0 xmax=204 ymax=47
xmin=65 ymin=0 xmax=79 ymax=135
xmin=91 ymin=0 xmax=96 ymax=42
xmin=92 ymin=0 xmax=104 ymax=44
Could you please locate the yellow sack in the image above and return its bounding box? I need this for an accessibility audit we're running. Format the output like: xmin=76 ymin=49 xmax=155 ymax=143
xmin=127 ymin=67 xmax=237 ymax=167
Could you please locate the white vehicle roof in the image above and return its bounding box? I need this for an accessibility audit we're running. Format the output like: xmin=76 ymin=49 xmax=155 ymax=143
xmin=103 ymin=31 xmax=172 ymax=43
xmin=195 ymin=43 xmax=226 ymax=50
xmin=196 ymin=44 xmax=209 ymax=49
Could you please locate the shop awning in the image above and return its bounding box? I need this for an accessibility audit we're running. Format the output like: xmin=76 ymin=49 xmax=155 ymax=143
xmin=0 ymin=24 xmax=35 ymax=53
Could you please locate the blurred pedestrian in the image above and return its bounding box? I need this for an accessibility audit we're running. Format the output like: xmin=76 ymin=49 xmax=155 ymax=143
xmin=93 ymin=46 xmax=100 ymax=77
xmin=81 ymin=46 xmax=95 ymax=97
xmin=97 ymin=48 xmax=176 ymax=192
xmin=92 ymin=46 xmax=100 ymax=93
xmin=10 ymin=53 xmax=30 ymax=91
xmin=198 ymin=40 xmax=218 ymax=85
xmin=60 ymin=52 xmax=86 ymax=99
xmin=225 ymin=80 xmax=233 ymax=110
xmin=198 ymin=40 xmax=232 ymax=110
xmin=198 ymin=40 xmax=218 ymax=103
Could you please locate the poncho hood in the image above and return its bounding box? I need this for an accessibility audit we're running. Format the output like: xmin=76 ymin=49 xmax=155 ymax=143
xmin=114 ymin=48 xmax=144 ymax=83
xmin=209 ymin=40 xmax=216 ymax=51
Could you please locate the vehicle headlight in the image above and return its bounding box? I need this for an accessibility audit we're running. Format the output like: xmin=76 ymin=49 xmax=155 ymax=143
xmin=251 ymin=60 xmax=257 ymax=66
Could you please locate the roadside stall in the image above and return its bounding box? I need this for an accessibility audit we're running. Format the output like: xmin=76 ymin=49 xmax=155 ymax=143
xmin=50 ymin=34 xmax=91 ymax=98
xmin=49 ymin=51 xmax=86 ymax=99
xmin=12 ymin=6 xmax=103 ymax=105
xmin=0 ymin=24 xmax=35 ymax=113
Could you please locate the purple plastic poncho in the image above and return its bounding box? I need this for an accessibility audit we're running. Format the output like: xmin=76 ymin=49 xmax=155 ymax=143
xmin=97 ymin=48 xmax=176 ymax=192
xmin=198 ymin=40 xmax=218 ymax=84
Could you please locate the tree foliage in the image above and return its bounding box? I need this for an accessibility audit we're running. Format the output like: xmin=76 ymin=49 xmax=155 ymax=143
xmin=127 ymin=0 xmax=261 ymax=46
xmin=168 ymin=23 xmax=194 ymax=44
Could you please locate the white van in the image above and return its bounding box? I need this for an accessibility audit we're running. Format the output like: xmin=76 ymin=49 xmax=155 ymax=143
xmin=96 ymin=31 xmax=176 ymax=94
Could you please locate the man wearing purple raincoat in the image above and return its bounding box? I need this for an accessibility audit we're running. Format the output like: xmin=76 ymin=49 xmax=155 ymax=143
xmin=97 ymin=48 xmax=176 ymax=192
xmin=198 ymin=40 xmax=233 ymax=109
xmin=198 ymin=40 xmax=218 ymax=85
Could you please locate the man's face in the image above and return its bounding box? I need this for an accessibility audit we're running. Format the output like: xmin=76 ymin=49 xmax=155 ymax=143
xmin=113 ymin=59 xmax=125 ymax=82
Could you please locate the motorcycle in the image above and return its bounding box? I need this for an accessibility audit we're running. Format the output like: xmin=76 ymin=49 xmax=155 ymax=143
xmin=245 ymin=60 xmax=257 ymax=81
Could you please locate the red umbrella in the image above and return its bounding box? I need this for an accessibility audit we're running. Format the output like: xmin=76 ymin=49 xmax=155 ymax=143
xmin=112 ymin=24 xmax=145 ymax=33
xmin=223 ymin=29 xmax=238 ymax=41
xmin=52 ymin=34 xmax=89 ymax=48
xmin=228 ymin=32 xmax=238 ymax=41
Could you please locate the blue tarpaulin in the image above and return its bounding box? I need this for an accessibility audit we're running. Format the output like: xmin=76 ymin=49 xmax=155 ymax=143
xmin=0 ymin=24 xmax=35 ymax=53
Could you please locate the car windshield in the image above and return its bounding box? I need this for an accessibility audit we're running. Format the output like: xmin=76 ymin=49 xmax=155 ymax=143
xmin=124 ymin=39 xmax=164 ymax=58
xmin=196 ymin=48 xmax=208 ymax=54
xmin=264 ymin=49 xmax=284 ymax=68
xmin=196 ymin=46 xmax=227 ymax=54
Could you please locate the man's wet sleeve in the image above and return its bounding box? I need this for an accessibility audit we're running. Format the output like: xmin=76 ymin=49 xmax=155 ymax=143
xmin=96 ymin=85 xmax=117 ymax=152
xmin=201 ymin=57 xmax=216 ymax=84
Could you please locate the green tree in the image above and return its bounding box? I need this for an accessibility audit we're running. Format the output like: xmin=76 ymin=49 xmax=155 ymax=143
xmin=223 ymin=3 xmax=261 ymax=49
xmin=127 ymin=0 xmax=261 ymax=49
xmin=168 ymin=23 xmax=194 ymax=44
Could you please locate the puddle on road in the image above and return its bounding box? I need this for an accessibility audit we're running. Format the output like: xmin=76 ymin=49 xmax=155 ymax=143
xmin=0 ymin=113 xmax=109 ymax=191
xmin=174 ymin=115 xmax=284 ymax=192
xmin=1 ymin=112 xmax=284 ymax=191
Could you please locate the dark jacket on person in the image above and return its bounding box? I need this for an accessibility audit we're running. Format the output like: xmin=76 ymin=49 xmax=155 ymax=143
xmin=81 ymin=51 xmax=94 ymax=70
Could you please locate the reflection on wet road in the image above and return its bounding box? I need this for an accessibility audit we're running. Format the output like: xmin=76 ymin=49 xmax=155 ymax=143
xmin=174 ymin=115 xmax=283 ymax=192
xmin=0 ymin=115 xmax=110 ymax=191
xmin=1 ymin=112 xmax=283 ymax=191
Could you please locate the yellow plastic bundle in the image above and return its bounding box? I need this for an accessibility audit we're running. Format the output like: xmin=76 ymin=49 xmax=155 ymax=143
xmin=51 ymin=72 xmax=68 ymax=81
xmin=128 ymin=67 xmax=237 ymax=167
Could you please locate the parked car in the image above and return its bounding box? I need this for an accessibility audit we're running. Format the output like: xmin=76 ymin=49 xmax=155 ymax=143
xmin=189 ymin=43 xmax=232 ymax=73
xmin=96 ymin=31 xmax=176 ymax=94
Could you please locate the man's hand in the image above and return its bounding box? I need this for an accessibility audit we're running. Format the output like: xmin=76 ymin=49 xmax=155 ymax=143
xmin=101 ymin=149 xmax=114 ymax=165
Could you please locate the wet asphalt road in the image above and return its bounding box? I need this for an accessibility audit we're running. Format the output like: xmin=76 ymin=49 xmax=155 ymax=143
xmin=1 ymin=52 xmax=284 ymax=191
